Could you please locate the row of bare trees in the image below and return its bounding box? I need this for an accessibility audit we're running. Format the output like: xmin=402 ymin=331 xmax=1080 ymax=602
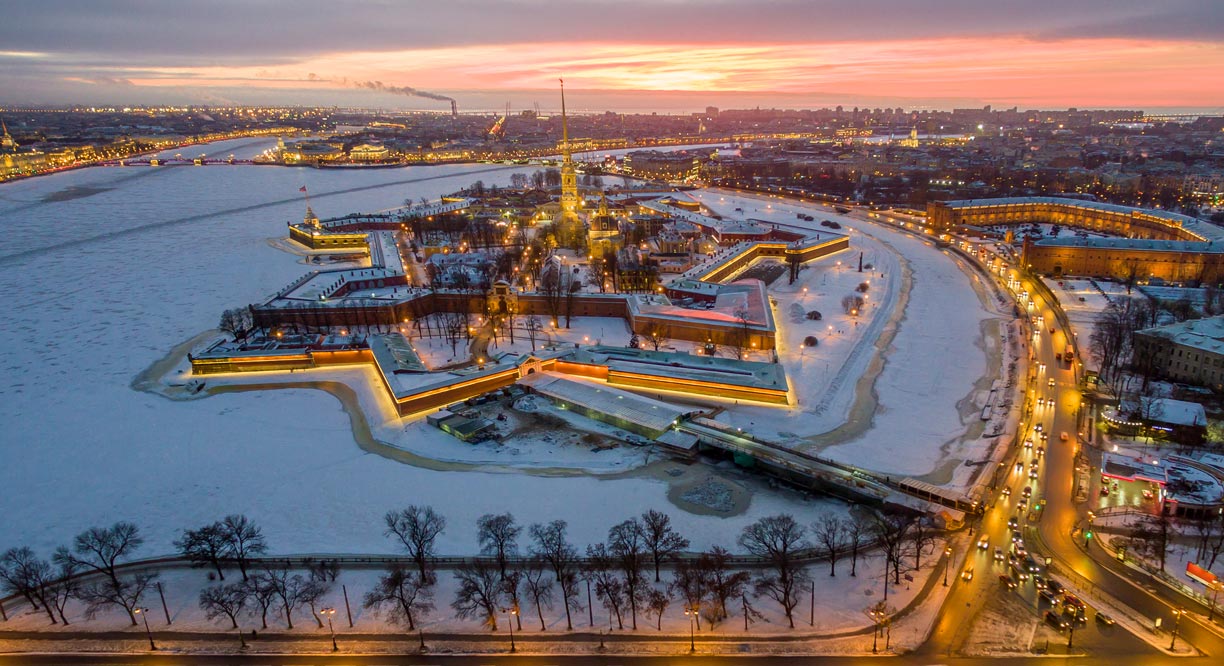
xmin=3 ymin=506 xmax=936 ymax=634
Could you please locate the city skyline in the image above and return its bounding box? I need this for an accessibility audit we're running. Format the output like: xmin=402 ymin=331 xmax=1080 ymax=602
xmin=2 ymin=0 xmax=1222 ymax=112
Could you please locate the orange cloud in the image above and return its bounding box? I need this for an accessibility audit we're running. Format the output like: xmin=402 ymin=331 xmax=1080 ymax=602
xmin=117 ymin=36 xmax=1224 ymax=107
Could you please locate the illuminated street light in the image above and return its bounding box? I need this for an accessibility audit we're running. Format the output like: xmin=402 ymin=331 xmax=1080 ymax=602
xmin=502 ymin=606 xmax=518 ymax=652
xmin=1170 ymin=608 xmax=1183 ymax=650
xmin=320 ymin=607 xmax=338 ymax=651
xmin=684 ymin=605 xmax=698 ymax=652
xmin=943 ymin=547 xmax=953 ymax=586
xmin=133 ymin=607 xmax=156 ymax=650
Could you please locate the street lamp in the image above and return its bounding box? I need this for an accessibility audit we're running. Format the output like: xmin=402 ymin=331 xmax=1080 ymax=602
xmin=943 ymin=547 xmax=953 ymax=586
xmin=502 ymin=606 xmax=517 ymax=652
xmin=1209 ymin=581 xmax=1223 ymax=622
xmin=870 ymin=609 xmax=881 ymax=653
xmin=320 ymin=607 xmax=338 ymax=651
xmin=134 ymin=607 xmax=156 ymax=650
xmin=684 ymin=604 xmax=698 ymax=652
xmin=1170 ymin=608 xmax=1183 ymax=651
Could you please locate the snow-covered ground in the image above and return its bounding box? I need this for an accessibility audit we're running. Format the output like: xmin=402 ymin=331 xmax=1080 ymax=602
xmin=0 ymin=139 xmax=850 ymax=560
xmin=0 ymin=551 xmax=933 ymax=639
xmin=692 ymin=191 xmax=1006 ymax=484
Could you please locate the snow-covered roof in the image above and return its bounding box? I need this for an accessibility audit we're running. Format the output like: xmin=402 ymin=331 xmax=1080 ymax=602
xmin=519 ymin=372 xmax=691 ymax=434
xmin=1033 ymin=236 xmax=1224 ymax=253
xmin=939 ymin=197 xmax=1224 ymax=243
xmin=1137 ymin=316 xmax=1224 ymax=355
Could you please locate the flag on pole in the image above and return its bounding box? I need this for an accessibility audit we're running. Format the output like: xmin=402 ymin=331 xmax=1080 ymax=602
xmin=299 ymin=186 xmax=308 ymax=193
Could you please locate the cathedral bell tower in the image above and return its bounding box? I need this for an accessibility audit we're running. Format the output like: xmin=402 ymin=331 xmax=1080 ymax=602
xmin=558 ymin=79 xmax=579 ymax=221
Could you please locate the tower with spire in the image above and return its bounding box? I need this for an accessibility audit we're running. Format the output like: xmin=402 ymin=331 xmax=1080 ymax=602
xmin=0 ymin=117 xmax=17 ymax=152
xmin=558 ymin=79 xmax=579 ymax=221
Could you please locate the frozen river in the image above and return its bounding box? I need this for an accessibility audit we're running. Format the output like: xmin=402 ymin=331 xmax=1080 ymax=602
xmin=0 ymin=138 xmax=846 ymax=559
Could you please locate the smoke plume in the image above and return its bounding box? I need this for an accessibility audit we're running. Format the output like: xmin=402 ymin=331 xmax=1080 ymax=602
xmin=354 ymin=80 xmax=454 ymax=105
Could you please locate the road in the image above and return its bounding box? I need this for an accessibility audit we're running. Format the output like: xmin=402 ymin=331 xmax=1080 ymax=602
xmin=1 ymin=653 xmax=1221 ymax=666
xmin=914 ymin=250 xmax=1224 ymax=657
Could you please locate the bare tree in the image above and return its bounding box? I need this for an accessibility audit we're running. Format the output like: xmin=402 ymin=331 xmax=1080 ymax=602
xmin=841 ymin=294 xmax=865 ymax=316
xmin=175 ymin=522 xmax=231 ymax=581
xmin=262 ymin=566 xmax=309 ymax=629
xmin=869 ymin=510 xmax=915 ymax=594
xmin=44 ymin=559 xmax=79 ymax=625
xmin=844 ymin=515 xmax=869 ymax=577
xmin=738 ymin=514 xmax=809 ymax=628
xmin=0 ymin=548 xmax=57 ymax=623
xmin=524 ymin=314 xmax=544 ymax=352
xmin=529 ymin=520 xmax=582 ymax=630
xmin=452 ymin=559 xmax=504 ymax=630
xmin=363 ymin=564 xmax=434 ymax=631
xmin=199 ymin=583 xmax=249 ymax=629
xmin=585 ymin=543 xmax=625 ymax=630
xmin=220 ymin=515 xmax=267 ymax=582
xmin=385 ymin=505 xmax=447 ymax=581
xmin=644 ymin=588 xmax=671 ymax=630
xmin=641 ymin=509 xmax=689 ymax=582
xmin=300 ymin=577 xmax=331 ymax=628
xmin=907 ymin=518 xmax=938 ymax=572
xmin=669 ymin=557 xmax=708 ymax=630
xmin=244 ymin=573 xmax=277 ymax=629
xmin=641 ymin=325 xmax=669 ymax=353
xmin=478 ymin=513 xmax=521 ymax=579
xmin=607 ymin=518 xmax=648 ymax=629
xmin=53 ymin=522 xmax=151 ymax=625
xmin=813 ymin=515 xmax=848 ymax=577
xmin=521 ymin=558 xmax=554 ymax=631
xmin=699 ymin=546 xmax=750 ymax=626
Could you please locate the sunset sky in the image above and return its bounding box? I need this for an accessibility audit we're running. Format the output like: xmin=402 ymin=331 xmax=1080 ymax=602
xmin=2 ymin=0 xmax=1222 ymax=112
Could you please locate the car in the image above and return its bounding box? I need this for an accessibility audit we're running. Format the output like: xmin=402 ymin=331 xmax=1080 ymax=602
xmin=1035 ymin=423 xmax=1044 ymax=432
xmin=1040 ymin=432 xmax=1049 ymax=442
xmin=1063 ymin=605 xmax=1087 ymax=623
xmin=1063 ymin=594 xmax=1085 ymax=610
xmin=1029 ymin=468 xmax=1039 ymax=479
xmin=1047 ymin=580 xmax=1064 ymax=596
xmin=1036 ymin=397 xmax=1045 ymax=406
xmin=961 ymin=568 xmax=974 ymax=582
xmin=1045 ymin=611 xmax=1069 ymax=630
xmin=1049 ymin=326 xmax=1055 ymax=334
xmin=1002 ymin=487 xmax=1011 ymax=497
xmin=1036 ymin=445 xmax=1045 ymax=457
xmin=978 ymin=536 xmax=990 ymax=550
xmin=1022 ymin=486 xmax=1033 ymax=498
xmin=1039 ymin=363 xmax=1046 ymax=372
xmin=1025 ymin=555 xmax=1041 ymax=573
xmin=1096 ymin=612 xmax=1116 ymax=626
xmin=1049 ymin=378 xmax=1056 ymax=388
xmin=1018 ymin=497 xmax=1029 ymax=510
xmin=1015 ymin=461 xmax=1025 ymax=472
xmin=1023 ymin=438 xmax=1034 ymax=449
xmin=1060 ymin=431 xmax=1069 ymax=441
xmin=1008 ymin=516 xmax=1019 ymax=530
xmin=1040 ymin=589 xmax=1059 ymax=605
xmin=999 ymin=574 xmax=1017 ymax=590
xmin=1011 ymin=530 xmax=1023 ymax=543
xmin=1033 ymin=574 xmax=1047 ymax=590
xmin=994 ymin=547 xmax=1005 ymax=562
xmin=1100 ymin=485 xmax=1111 ymax=496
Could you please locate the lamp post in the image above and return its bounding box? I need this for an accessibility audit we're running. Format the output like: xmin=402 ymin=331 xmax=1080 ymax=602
xmin=684 ymin=605 xmax=697 ymax=652
xmin=320 ymin=607 xmax=338 ymax=651
xmin=134 ymin=607 xmax=156 ymax=650
xmin=1170 ymin=608 xmax=1183 ymax=651
xmin=871 ymin=609 xmax=881 ymax=653
xmin=502 ymin=607 xmax=517 ymax=652
xmin=1209 ymin=581 xmax=1222 ymax=622
xmin=943 ymin=547 xmax=953 ymax=586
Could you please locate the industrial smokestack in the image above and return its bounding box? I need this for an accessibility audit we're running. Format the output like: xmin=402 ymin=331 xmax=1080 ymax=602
xmin=353 ymin=80 xmax=456 ymax=115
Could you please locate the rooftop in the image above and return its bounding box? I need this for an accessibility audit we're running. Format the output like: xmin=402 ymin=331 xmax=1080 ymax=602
xmin=1137 ymin=315 xmax=1224 ymax=355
